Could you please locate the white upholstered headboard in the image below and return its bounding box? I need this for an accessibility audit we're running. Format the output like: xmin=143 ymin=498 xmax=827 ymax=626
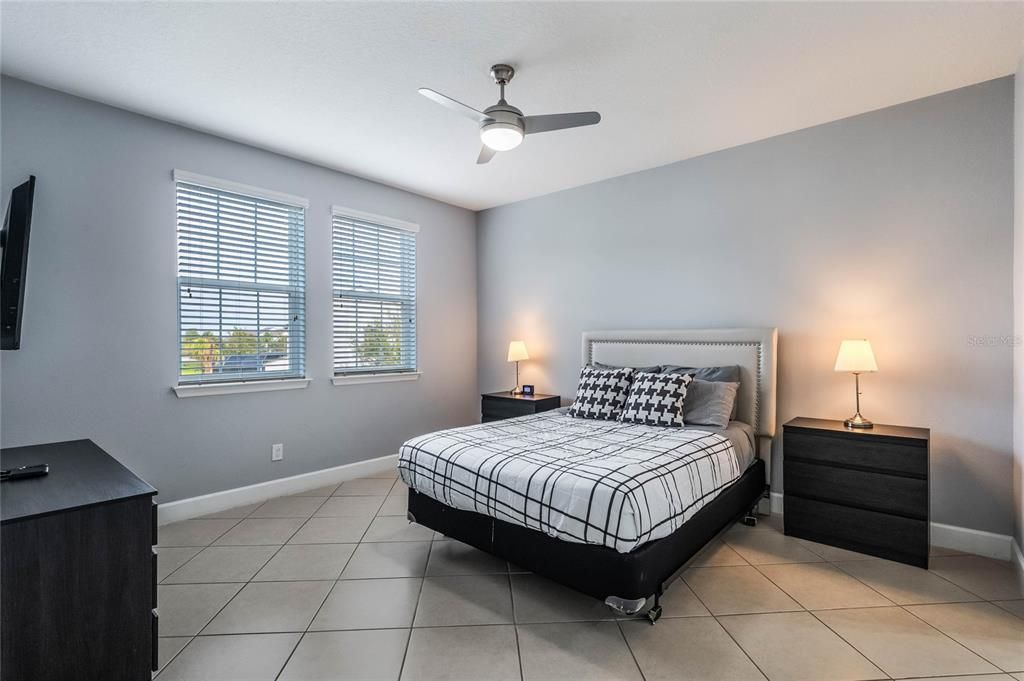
xmin=583 ymin=328 xmax=778 ymax=484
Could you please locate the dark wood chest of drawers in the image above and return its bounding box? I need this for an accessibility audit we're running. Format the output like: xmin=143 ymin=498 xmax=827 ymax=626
xmin=482 ymin=392 xmax=561 ymax=422
xmin=783 ymin=417 xmax=930 ymax=568
xmin=1 ymin=440 xmax=158 ymax=680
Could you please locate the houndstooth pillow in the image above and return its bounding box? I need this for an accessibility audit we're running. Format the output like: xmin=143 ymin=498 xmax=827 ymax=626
xmin=567 ymin=366 xmax=634 ymax=421
xmin=619 ymin=371 xmax=694 ymax=427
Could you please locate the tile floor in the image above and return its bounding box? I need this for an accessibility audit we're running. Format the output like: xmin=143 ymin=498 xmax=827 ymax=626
xmin=155 ymin=471 xmax=1024 ymax=681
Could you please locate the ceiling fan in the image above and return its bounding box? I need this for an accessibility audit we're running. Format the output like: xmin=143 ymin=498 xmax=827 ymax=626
xmin=419 ymin=64 xmax=601 ymax=164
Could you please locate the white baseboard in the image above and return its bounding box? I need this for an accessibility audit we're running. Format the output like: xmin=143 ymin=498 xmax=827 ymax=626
xmin=768 ymin=492 xmax=1012 ymax=561
xmin=157 ymin=453 xmax=399 ymax=526
xmin=1012 ymin=539 xmax=1024 ymax=593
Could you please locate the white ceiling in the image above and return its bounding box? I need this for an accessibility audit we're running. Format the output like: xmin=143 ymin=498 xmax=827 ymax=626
xmin=2 ymin=2 xmax=1022 ymax=210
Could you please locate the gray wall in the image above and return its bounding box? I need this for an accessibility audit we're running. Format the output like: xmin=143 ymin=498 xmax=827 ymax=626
xmin=1014 ymin=62 xmax=1023 ymax=559
xmin=478 ymin=78 xmax=1015 ymax=535
xmin=0 ymin=77 xmax=478 ymax=503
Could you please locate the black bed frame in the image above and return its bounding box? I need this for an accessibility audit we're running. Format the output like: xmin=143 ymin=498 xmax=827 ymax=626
xmin=407 ymin=458 xmax=767 ymax=623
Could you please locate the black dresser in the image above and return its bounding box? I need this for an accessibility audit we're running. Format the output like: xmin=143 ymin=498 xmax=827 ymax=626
xmin=482 ymin=392 xmax=561 ymax=422
xmin=1 ymin=440 xmax=158 ymax=681
xmin=783 ymin=417 xmax=930 ymax=568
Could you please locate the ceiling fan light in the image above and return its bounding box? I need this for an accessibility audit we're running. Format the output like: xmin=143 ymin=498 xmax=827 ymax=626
xmin=480 ymin=122 xmax=523 ymax=151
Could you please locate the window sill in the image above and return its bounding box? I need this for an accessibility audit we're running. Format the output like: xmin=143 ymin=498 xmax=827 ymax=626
xmin=332 ymin=372 xmax=421 ymax=386
xmin=173 ymin=378 xmax=311 ymax=398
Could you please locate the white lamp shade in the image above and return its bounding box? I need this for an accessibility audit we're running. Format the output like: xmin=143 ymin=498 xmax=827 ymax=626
xmin=507 ymin=340 xmax=529 ymax=363
xmin=834 ymin=339 xmax=878 ymax=373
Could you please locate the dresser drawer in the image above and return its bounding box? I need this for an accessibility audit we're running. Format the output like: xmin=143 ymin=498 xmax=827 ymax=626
xmin=785 ymin=495 xmax=928 ymax=567
xmin=785 ymin=429 xmax=927 ymax=477
xmin=785 ymin=459 xmax=927 ymax=519
xmin=482 ymin=399 xmax=534 ymax=420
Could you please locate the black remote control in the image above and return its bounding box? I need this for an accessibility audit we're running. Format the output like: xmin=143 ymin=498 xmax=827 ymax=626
xmin=0 ymin=463 xmax=49 ymax=481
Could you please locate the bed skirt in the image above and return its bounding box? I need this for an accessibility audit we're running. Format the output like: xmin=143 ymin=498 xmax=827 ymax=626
xmin=407 ymin=458 xmax=766 ymax=602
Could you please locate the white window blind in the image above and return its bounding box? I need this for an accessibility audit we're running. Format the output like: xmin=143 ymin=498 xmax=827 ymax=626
xmin=332 ymin=208 xmax=417 ymax=376
xmin=176 ymin=173 xmax=306 ymax=385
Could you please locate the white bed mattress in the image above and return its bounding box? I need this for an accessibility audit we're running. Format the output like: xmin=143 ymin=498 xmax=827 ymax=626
xmin=398 ymin=409 xmax=754 ymax=553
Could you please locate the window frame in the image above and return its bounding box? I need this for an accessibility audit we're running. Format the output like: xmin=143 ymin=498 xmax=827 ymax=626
xmin=330 ymin=205 xmax=419 ymax=384
xmin=173 ymin=170 xmax=310 ymax=396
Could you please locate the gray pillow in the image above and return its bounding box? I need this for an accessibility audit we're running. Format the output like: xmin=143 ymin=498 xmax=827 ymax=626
xmin=660 ymin=365 xmax=740 ymax=383
xmin=592 ymin=361 xmax=663 ymax=374
xmin=682 ymin=380 xmax=739 ymax=429
xmin=661 ymin=365 xmax=741 ymax=419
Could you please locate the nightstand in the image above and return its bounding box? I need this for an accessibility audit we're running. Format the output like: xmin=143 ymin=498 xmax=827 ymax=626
xmin=481 ymin=392 xmax=561 ymax=423
xmin=783 ymin=417 xmax=930 ymax=568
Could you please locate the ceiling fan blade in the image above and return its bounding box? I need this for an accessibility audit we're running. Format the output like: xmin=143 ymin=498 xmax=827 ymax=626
xmin=523 ymin=111 xmax=601 ymax=135
xmin=418 ymin=88 xmax=488 ymax=123
xmin=477 ymin=146 xmax=497 ymax=165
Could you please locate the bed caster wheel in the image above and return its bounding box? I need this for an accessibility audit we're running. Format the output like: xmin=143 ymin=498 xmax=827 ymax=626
xmin=743 ymin=514 xmax=758 ymax=527
xmin=646 ymin=605 xmax=663 ymax=625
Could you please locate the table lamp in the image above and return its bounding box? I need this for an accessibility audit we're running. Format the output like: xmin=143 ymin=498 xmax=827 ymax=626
xmin=507 ymin=341 xmax=529 ymax=395
xmin=834 ymin=339 xmax=878 ymax=429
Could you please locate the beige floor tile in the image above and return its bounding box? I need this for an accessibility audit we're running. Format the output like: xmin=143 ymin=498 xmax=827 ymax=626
xmin=719 ymin=611 xmax=885 ymax=681
xmin=162 ymin=546 xmax=278 ymax=584
xmin=252 ymin=543 xmax=356 ymax=581
xmin=724 ymin=528 xmax=825 ymax=565
xmin=310 ymin=578 xmax=421 ymax=630
xmin=278 ymin=629 xmax=408 ymax=681
xmin=213 ymin=518 xmax=305 ymax=546
xmin=1013 ymin=673 xmax=1024 ymax=680
xmin=291 ymin=484 xmax=340 ymax=497
xmin=156 ymin=547 xmax=203 ymax=582
xmin=202 ymin=580 xmax=332 ymax=634
xmin=158 ymin=519 xmax=239 ymax=547
xmin=426 ymin=540 xmax=508 ymax=576
xmin=390 ymin=479 xmax=409 ymax=495
xmin=797 ymin=538 xmax=880 ymax=562
xmin=929 ymin=555 xmax=1023 ymax=600
xmin=512 ymin=574 xmax=619 ymax=623
xmin=377 ymin=495 xmax=408 ymax=516
xmin=906 ymin=602 xmax=1024 ymax=672
xmin=518 ymin=622 xmax=643 ymax=681
xmin=288 ymin=516 xmax=373 ymax=544
xmin=647 ymin=579 xmax=711 ymax=618
xmin=201 ymin=502 xmax=262 ymax=519
xmin=366 ymin=468 xmax=399 ymax=479
xmin=335 ymin=478 xmax=396 ymax=496
xmin=157 ymin=633 xmax=300 ymax=681
xmin=930 ymin=545 xmax=968 ymax=557
xmin=621 ymin=616 xmax=767 ymax=681
xmin=414 ymin=574 xmax=514 ymax=626
xmin=363 ymin=516 xmax=436 ymax=542
xmin=688 ymin=539 xmax=749 ymax=567
xmin=756 ymin=563 xmax=892 ymax=610
xmin=157 ymin=637 xmax=190 ymax=672
xmin=905 ymin=671 xmax=1015 ymax=675
xmin=836 ymin=558 xmax=981 ymax=605
xmin=157 ymin=583 xmax=243 ymax=636
xmin=400 ymin=625 xmax=520 ymax=681
xmin=249 ymin=496 xmax=326 ymax=518
xmin=340 ymin=541 xmax=431 ymax=579
xmin=682 ymin=566 xmax=801 ymax=615
xmin=314 ymin=495 xmax=385 ymax=517
xmin=994 ymin=600 xmax=1024 ymax=619
xmin=815 ymin=606 xmax=1001 ymax=678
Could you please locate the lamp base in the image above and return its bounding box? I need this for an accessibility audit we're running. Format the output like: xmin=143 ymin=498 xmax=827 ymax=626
xmin=844 ymin=414 xmax=874 ymax=429
xmin=510 ymin=387 xmax=524 ymax=396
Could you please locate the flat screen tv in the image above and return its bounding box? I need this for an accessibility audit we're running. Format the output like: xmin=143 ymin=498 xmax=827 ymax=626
xmin=1 ymin=176 xmax=36 ymax=350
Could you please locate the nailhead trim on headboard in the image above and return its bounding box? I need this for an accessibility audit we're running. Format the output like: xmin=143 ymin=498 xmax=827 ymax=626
xmin=586 ymin=339 xmax=764 ymax=435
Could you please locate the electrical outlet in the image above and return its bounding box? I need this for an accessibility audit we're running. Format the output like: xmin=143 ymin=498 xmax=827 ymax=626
xmin=272 ymin=443 xmax=284 ymax=461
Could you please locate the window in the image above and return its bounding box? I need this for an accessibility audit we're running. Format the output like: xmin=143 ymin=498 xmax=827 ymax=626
xmin=332 ymin=207 xmax=417 ymax=378
xmin=175 ymin=171 xmax=307 ymax=386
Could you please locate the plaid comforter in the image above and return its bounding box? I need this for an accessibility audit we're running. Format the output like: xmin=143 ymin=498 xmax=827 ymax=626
xmin=398 ymin=410 xmax=743 ymax=553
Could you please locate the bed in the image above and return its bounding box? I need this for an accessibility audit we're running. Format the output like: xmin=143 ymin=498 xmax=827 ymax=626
xmin=400 ymin=328 xmax=778 ymax=622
